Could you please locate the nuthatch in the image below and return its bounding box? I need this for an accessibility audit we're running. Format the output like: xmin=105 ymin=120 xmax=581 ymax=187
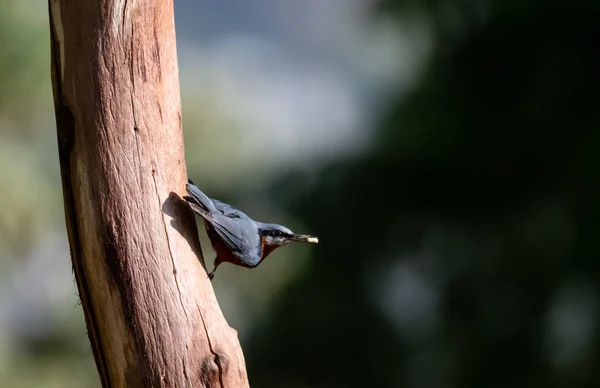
xmin=184 ymin=179 xmax=318 ymax=280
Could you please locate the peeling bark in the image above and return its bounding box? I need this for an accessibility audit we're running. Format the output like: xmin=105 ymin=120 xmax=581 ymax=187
xmin=48 ymin=0 xmax=249 ymax=386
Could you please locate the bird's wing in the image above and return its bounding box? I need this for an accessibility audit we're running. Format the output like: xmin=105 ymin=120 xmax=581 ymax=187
xmin=187 ymin=202 xmax=211 ymax=219
xmin=209 ymin=215 xmax=259 ymax=258
xmin=212 ymin=199 xmax=244 ymax=219
xmin=187 ymin=199 xmax=247 ymax=255
xmin=185 ymin=181 xmax=216 ymax=213
xmin=211 ymin=218 xmax=243 ymax=252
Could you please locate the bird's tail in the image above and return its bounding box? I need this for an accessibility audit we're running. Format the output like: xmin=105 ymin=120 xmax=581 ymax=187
xmin=184 ymin=179 xmax=217 ymax=213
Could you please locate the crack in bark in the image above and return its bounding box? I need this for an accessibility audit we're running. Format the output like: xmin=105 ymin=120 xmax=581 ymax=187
xmin=133 ymin=126 xmax=142 ymax=186
xmin=196 ymin=302 xmax=224 ymax=388
xmin=121 ymin=0 xmax=129 ymax=34
xmin=151 ymin=170 xmax=188 ymax=321
xmin=182 ymin=354 xmax=191 ymax=388
xmin=151 ymin=169 xmax=192 ymax=385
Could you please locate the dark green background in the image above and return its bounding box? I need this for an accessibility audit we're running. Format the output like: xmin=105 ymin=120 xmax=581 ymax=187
xmin=246 ymin=2 xmax=600 ymax=387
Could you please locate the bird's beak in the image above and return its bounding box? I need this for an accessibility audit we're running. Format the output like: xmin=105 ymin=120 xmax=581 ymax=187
xmin=290 ymin=234 xmax=319 ymax=244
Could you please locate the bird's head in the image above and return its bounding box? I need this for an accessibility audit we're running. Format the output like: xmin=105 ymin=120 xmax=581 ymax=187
xmin=257 ymin=223 xmax=319 ymax=252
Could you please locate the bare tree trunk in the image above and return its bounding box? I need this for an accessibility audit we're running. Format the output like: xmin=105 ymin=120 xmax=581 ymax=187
xmin=48 ymin=0 xmax=249 ymax=386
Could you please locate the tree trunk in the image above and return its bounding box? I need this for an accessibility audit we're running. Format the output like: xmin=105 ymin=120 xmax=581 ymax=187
xmin=48 ymin=0 xmax=249 ymax=386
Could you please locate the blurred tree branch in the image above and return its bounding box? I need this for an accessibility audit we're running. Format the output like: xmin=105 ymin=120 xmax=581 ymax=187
xmin=47 ymin=0 xmax=248 ymax=386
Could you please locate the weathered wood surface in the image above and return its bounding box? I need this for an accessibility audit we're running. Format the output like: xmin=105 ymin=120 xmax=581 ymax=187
xmin=48 ymin=0 xmax=249 ymax=386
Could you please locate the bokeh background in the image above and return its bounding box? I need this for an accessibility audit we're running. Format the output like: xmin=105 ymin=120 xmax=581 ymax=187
xmin=2 ymin=0 xmax=600 ymax=387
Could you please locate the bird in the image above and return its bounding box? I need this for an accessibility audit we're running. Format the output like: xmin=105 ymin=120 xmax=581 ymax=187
xmin=183 ymin=179 xmax=318 ymax=280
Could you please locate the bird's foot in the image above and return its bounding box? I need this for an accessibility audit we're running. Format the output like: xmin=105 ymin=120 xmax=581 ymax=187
xmin=208 ymin=261 xmax=220 ymax=281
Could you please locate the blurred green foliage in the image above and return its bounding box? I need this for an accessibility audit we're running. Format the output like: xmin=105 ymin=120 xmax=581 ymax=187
xmin=0 ymin=0 xmax=50 ymax=126
xmin=245 ymin=1 xmax=600 ymax=387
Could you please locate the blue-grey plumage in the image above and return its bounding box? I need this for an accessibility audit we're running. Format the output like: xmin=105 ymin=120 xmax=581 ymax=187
xmin=184 ymin=179 xmax=318 ymax=280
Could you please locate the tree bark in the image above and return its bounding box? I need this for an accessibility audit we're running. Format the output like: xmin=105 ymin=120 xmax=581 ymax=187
xmin=48 ymin=0 xmax=249 ymax=386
